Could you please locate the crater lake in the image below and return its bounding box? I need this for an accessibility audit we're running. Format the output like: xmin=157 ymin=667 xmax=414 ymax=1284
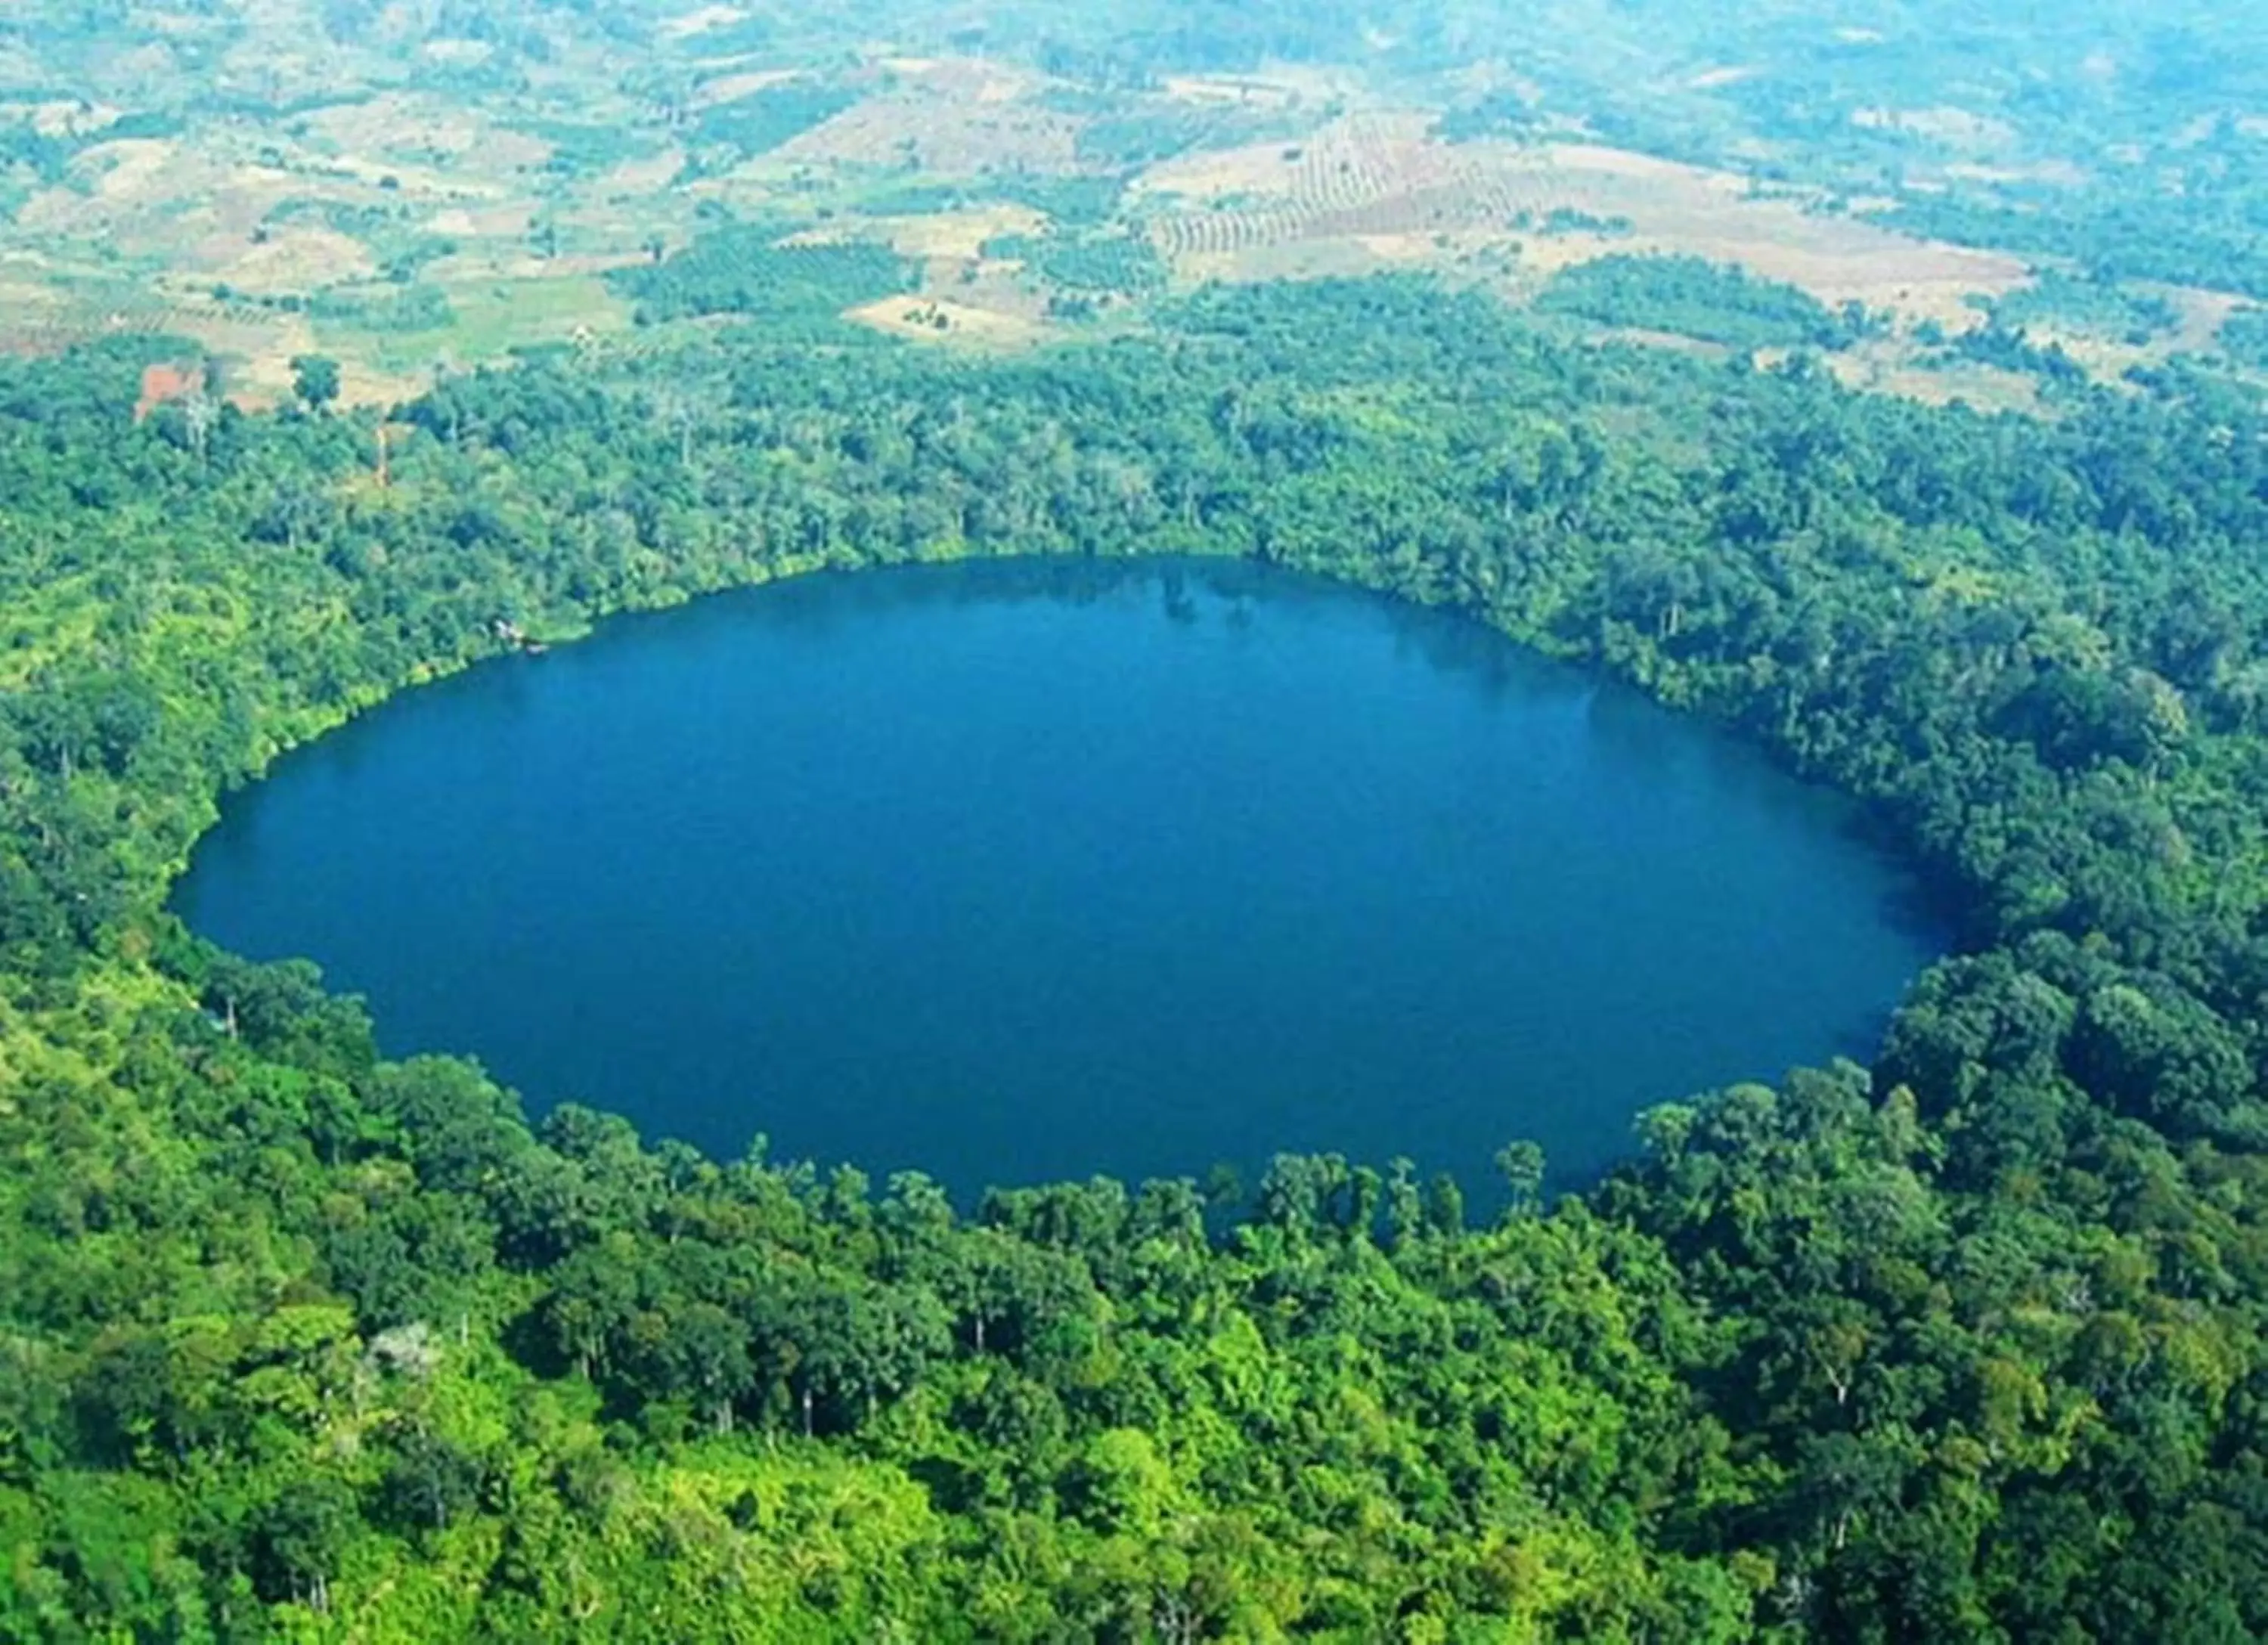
xmin=172 ymin=557 xmax=1943 ymax=1198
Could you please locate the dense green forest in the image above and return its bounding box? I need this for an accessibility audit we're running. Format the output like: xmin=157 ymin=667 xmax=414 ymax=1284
xmin=10 ymin=269 xmax=2268 ymax=1640
xmin=1533 ymin=256 xmax=1870 ymax=352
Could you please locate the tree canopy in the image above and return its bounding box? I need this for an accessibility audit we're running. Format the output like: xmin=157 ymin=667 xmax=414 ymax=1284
xmin=6 ymin=277 xmax=2268 ymax=1635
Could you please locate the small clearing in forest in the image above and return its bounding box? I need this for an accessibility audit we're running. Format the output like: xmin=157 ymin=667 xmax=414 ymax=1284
xmin=846 ymin=295 xmax=1049 ymax=347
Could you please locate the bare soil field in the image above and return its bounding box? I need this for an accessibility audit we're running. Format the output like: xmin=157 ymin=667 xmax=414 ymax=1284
xmin=18 ymin=100 xmax=125 ymax=137
xmin=867 ymin=204 xmax=1049 ymax=262
xmin=878 ymin=56 xmax=1040 ymax=106
xmin=1942 ymin=159 xmax=2092 ymax=189
xmin=300 ymin=94 xmax=476 ymax=163
xmin=1851 ymin=106 xmax=2019 ymax=153
xmin=210 ymin=311 xmax=319 ymax=406
xmin=2022 ymin=286 xmax=2255 ymax=388
xmin=0 ymin=14 xmax=2224 ymax=417
xmin=295 ymin=96 xmax=552 ymax=197
xmin=2145 ymin=282 xmax=2251 ymax=355
xmin=208 ymin=225 xmax=378 ymax=293
xmin=0 ymin=275 xmax=85 ymax=357
xmin=1826 ymin=344 xmax=2043 ymax=414
xmin=692 ymin=70 xmax=807 ymax=108
xmin=423 ymin=200 xmax=544 ymax=246
xmin=1133 ymin=111 xmax=1461 ymax=206
xmin=591 ymin=150 xmax=690 ymax=203
xmin=772 ymin=92 xmax=1086 ymax=175
xmin=132 ymin=361 xmax=203 ymax=422
xmin=18 ymin=138 xmax=289 ymax=265
xmin=846 ymin=294 xmax=1052 ymax=348
xmin=70 ymin=135 xmax=180 ymax=203
xmin=417 ymin=39 xmax=494 ymax=70
xmin=658 ymin=6 xmax=748 ymax=41
xmin=1587 ymin=326 xmax=1733 ymax=358
xmin=1160 ymin=75 xmax=1308 ymax=109
xmin=1139 ymin=120 xmax=2031 ymax=333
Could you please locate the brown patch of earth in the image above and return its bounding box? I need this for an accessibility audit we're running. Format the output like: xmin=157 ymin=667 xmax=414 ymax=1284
xmin=659 ymin=5 xmax=748 ymax=40
xmin=866 ymin=204 xmax=1049 ymax=260
xmin=1851 ymin=107 xmax=2015 ymax=150
xmin=1587 ymin=326 xmax=1732 ymax=358
xmin=1160 ymin=74 xmax=1308 ymax=109
xmin=693 ymin=70 xmax=806 ymax=107
xmin=1142 ymin=125 xmax=2028 ymax=332
xmin=2144 ymin=283 xmax=2251 ymax=354
xmin=590 ymin=150 xmax=688 ymax=201
xmin=1943 ymin=160 xmax=2090 ymax=188
xmin=1824 ymin=344 xmax=2043 ymax=414
xmin=211 ymin=225 xmax=378 ymax=293
xmin=418 ymin=39 xmax=494 ymax=67
xmin=845 ymin=294 xmax=1051 ymax=347
xmin=134 ymin=360 xmax=206 ymax=421
xmin=878 ymin=56 xmax=1039 ymax=105
xmin=770 ymin=92 xmax=1084 ymax=175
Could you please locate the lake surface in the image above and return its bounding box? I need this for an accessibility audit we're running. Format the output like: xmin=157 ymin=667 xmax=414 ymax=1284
xmin=174 ymin=557 xmax=1941 ymax=1197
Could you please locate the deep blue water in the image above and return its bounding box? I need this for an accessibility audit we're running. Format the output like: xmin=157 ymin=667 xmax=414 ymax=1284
xmin=173 ymin=557 xmax=1941 ymax=1197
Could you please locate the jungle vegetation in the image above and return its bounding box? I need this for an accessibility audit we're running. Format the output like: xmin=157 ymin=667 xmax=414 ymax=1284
xmin=5 ymin=0 xmax=2268 ymax=1636
xmin=4 ymin=268 xmax=2268 ymax=1639
xmin=1532 ymin=255 xmax=1874 ymax=352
